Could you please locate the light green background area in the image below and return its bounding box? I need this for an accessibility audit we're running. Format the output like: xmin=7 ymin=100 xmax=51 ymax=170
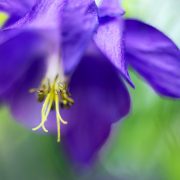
xmin=0 ymin=0 xmax=180 ymax=179
xmin=123 ymin=0 xmax=180 ymax=46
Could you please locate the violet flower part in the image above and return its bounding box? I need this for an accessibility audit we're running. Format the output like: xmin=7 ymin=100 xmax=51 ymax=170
xmin=125 ymin=19 xmax=180 ymax=98
xmin=0 ymin=0 xmax=36 ymax=16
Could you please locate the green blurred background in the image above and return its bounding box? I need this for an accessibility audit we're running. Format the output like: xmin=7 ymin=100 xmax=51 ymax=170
xmin=0 ymin=0 xmax=180 ymax=179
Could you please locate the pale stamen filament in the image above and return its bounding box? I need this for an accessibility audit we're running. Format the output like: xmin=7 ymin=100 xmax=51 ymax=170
xmin=32 ymin=93 xmax=52 ymax=132
xmin=41 ymin=93 xmax=54 ymax=131
xmin=55 ymin=93 xmax=61 ymax=142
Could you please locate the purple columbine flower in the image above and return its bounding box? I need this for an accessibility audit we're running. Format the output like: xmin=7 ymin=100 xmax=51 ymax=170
xmin=0 ymin=0 xmax=179 ymax=166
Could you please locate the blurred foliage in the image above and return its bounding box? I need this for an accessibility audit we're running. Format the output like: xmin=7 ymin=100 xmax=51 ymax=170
xmin=0 ymin=0 xmax=180 ymax=180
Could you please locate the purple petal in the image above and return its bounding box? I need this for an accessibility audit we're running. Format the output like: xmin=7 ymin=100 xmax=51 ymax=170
xmin=3 ymin=15 xmax=21 ymax=27
xmin=125 ymin=19 xmax=180 ymax=98
xmin=0 ymin=0 xmax=36 ymax=17
xmin=0 ymin=0 xmax=63 ymax=130
xmin=6 ymin=57 xmax=48 ymax=129
xmin=63 ymin=120 xmax=111 ymax=167
xmin=94 ymin=18 xmax=133 ymax=86
xmin=61 ymin=0 xmax=98 ymax=75
xmin=2 ymin=0 xmax=98 ymax=77
xmin=62 ymin=48 xmax=130 ymax=165
xmin=0 ymin=30 xmax=50 ymax=95
xmin=6 ymin=0 xmax=63 ymax=30
xmin=0 ymin=0 xmax=64 ymax=46
xmin=96 ymin=0 xmax=124 ymax=17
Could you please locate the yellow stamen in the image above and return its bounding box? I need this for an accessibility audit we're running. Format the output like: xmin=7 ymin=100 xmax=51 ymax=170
xmin=55 ymin=92 xmax=68 ymax=142
xmin=32 ymin=93 xmax=53 ymax=132
xmin=55 ymin=93 xmax=61 ymax=142
xmin=31 ymin=75 xmax=73 ymax=142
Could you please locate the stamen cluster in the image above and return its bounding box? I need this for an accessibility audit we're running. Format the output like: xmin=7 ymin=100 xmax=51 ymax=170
xmin=30 ymin=75 xmax=74 ymax=142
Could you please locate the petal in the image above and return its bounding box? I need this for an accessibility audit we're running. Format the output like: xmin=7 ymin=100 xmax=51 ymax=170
xmin=0 ymin=0 xmax=64 ymax=45
xmin=0 ymin=0 xmax=35 ymax=17
xmin=61 ymin=0 xmax=98 ymax=75
xmin=94 ymin=18 xmax=133 ymax=86
xmin=6 ymin=0 xmax=63 ymax=30
xmin=6 ymin=57 xmax=47 ymax=129
xmin=95 ymin=0 xmax=124 ymax=17
xmin=68 ymin=46 xmax=131 ymax=124
xmin=0 ymin=30 xmax=50 ymax=95
xmin=125 ymin=19 xmax=180 ymax=98
xmin=3 ymin=15 xmax=21 ymax=27
xmin=2 ymin=0 xmax=98 ymax=76
xmin=62 ymin=48 xmax=131 ymax=165
xmin=63 ymin=119 xmax=111 ymax=166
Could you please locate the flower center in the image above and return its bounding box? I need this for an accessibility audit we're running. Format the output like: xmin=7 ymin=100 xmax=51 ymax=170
xmin=30 ymin=74 xmax=74 ymax=142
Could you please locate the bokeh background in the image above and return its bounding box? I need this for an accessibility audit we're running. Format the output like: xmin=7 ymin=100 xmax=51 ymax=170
xmin=0 ymin=0 xmax=180 ymax=179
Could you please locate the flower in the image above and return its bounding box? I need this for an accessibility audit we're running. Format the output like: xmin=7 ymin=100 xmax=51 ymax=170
xmin=0 ymin=0 xmax=179 ymax=166
xmin=0 ymin=0 xmax=130 ymax=165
